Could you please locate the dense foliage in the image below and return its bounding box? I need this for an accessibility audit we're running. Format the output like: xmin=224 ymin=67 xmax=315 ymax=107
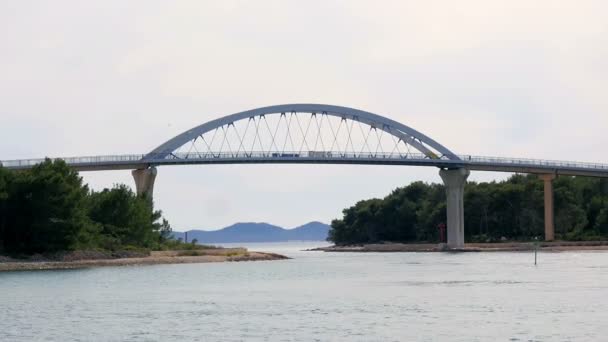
xmin=329 ymin=175 xmax=608 ymax=245
xmin=0 ymin=159 xmax=173 ymax=255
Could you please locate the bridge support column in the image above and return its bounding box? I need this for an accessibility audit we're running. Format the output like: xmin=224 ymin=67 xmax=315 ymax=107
xmin=132 ymin=167 xmax=157 ymax=201
xmin=440 ymin=168 xmax=470 ymax=249
xmin=539 ymin=174 xmax=556 ymax=241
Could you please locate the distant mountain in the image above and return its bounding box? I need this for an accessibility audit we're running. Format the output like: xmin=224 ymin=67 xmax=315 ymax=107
xmin=287 ymin=221 xmax=330 ymax=240
xmin=172 ymin=221 xmax=330 ymax=243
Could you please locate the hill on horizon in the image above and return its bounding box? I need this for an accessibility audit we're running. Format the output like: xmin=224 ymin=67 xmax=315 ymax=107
xmin=171 ymin=221 xmax=330 ymax=243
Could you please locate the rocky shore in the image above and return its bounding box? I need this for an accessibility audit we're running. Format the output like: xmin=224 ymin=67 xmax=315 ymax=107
xmin=0 ymin=249 xmax=289 ymax=272
xmin=310 ymin=241 xmax=608 ymax=253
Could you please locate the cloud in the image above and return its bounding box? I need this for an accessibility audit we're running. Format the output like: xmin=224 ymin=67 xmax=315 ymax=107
xmin=1 ymin=0 xmax=606 ymax=229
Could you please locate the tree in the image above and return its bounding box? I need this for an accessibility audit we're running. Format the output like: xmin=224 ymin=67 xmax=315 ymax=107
xmin=3 ymin=159 xmax=89 ymax=254
xmin=158 ymin=218 xmax=173 ymax=244
xmin=87 ymin=184 xmax=163 ymax=249
xmin=554 ymin=177 xmax=589 ymax=239
xmin=328 ymin=174 xmax=608 ymax=245
xmin=0 ymin=159 xmax=175 ymax=256
xmin=0 ymin=166 xmax=13 ymax=252
xmin=595 ymin=208 xmax=608 ymax=236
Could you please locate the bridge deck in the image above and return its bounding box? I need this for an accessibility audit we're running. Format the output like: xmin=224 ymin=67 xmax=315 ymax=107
xmin=2 ymin=152 xmax=608 ymax=178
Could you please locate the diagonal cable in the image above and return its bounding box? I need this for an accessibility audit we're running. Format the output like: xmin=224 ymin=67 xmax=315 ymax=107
xmin=295 ymin=112 xmax=311 ymax=153
xmin=327 ymin=115 xmax=345 ymax=154
xmin=387 ymin=127 xmax=405 ymax=158
xmin=250 ymin=116 xmax=262 ymax=156
xmin=217 ymin=125 xmax=230 ymax=157
xmin=404 ymin=140 xmax=413 ymax=158
xmin=233 ymin=118 xmax=251 ymax=156
xmin=374 ymin=127 xmax=385 ymax=156
xmin=199 ymin=134 xmax=213 ymax=158
xmin=207 ymin=128 xmax=220 ymax=157
xmin=358 ymin=121 xmax=374 ymax=157
xmin=185 ymin=136 xmax=197 ymax=159
xmin=263 ymin=114 xmax=281 ymax=153
xmin=344 ymin=117 xmax=356 ymax=157
xmin=190 ymin=137 xmax=204 ymax=159
xmin=312 ymin=113 xmax=325 ymax=151
xmin=282 ymin=112 xmax=296 ymax=153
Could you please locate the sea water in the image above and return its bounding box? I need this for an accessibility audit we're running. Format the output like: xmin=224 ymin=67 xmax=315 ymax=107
xmin=1 ymin=241 xmax=607 ymax=341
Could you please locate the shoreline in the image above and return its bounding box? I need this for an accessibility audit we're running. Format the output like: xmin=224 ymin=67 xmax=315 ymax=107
xmin=0 ymin=249 xmax=289 ymax=272
xmin=310 ymin=241 xmax=608 ymax=253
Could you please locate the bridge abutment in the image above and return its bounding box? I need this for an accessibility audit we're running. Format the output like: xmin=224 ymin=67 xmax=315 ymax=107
xmin=539 ymin=174 xmax=556 ymax=241
xmin=440 ymin=168 xmax=470 ymax=249
xmin=132 ymin=167 xmax=157 ymax=200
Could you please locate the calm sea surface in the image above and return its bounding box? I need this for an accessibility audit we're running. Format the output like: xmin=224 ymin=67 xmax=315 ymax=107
xmin=1 ymin=241 xmax=608 ymax=341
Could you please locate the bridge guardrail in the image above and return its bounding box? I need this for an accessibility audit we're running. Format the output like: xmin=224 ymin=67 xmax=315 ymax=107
xmin=161 ymin=151 xmax=435 ymax=160
xmin=0 ymin=154 xmax=147 ymax=168
xmin=2 ymin=152 xmax=608 ymax=172
xmin=461 ymin=155 xmax=608 ymax=170
xmin=0 ymin=151 xmax=438 ymax=168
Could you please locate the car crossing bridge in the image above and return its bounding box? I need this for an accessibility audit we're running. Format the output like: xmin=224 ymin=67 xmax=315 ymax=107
xmin=3 ymin=104 xmax=608 ymax=248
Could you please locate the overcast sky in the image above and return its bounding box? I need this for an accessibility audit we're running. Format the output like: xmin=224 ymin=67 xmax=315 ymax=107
xmin=1 ymin=1 xmax=607 ymax=231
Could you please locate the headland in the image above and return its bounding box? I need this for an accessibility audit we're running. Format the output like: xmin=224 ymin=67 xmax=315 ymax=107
xmin=0 ymin=248 xmax=288 ymax=272
xmin=311 ymin=241 xmax=608 ymax=253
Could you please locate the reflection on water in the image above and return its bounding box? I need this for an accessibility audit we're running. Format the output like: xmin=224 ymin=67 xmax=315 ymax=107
xmin=1 ymin=241 xmax=608 ymax=341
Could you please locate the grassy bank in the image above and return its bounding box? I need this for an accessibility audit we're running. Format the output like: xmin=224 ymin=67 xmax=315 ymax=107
xmin=0 ymin=248 xmax=289 ymax=272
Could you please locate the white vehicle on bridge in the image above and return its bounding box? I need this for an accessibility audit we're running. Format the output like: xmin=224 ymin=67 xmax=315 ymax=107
xmin=308 ymin=151 xmax=332 ymax=158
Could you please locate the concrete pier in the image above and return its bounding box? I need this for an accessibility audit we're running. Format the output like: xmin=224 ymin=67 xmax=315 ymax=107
xmin=539 ymin=174 xmax=556 ymax=241
xmin=132 ymin=167 xmax=157 ymax=200
xmin=440 ymin=168 xmax=470 ymax=249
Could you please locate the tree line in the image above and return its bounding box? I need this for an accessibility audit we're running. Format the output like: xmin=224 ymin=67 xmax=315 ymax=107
xmin=0 ymin=159 xmax=172 ymax=255
xmin=328 ymin=174 xmax=608 ymax=245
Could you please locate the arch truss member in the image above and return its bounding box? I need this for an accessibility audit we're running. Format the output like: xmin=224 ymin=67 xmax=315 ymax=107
xmin=136 ymin=104 xmax=469 ymax=248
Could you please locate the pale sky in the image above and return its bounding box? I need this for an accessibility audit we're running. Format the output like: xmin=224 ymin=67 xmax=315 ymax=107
xmin=1 ymin=1 xmax=607 ymax=231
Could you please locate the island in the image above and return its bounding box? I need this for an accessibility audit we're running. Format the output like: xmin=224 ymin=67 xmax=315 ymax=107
xmin=311 ymin=241 xmax=608 ymax=252
xmin=322 ymin=174 xmax=608 ymax=251
xmin=0 ymin=159 xmax=287 ymax=272
xmin=0 ymin=248 xmax=288 ymax=272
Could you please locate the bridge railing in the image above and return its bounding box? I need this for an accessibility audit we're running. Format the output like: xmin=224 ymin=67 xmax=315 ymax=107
xmin=0 ymin=151 xmax=436 ymax=169
xmin=0 ymin=154 xmax=148 ymax=168
xmin=2 ymin=152 xmax=608 ymax=172
xmin=156 ymin=152 xmax=608 ymax=171
xmin=461 ymin=155 xmax=608 ymax=171
xmin=161 ymin=151 xmax=433 ymax=161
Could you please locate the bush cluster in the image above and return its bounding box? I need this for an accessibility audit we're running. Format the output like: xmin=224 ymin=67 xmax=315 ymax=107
xmin=329 ymin=175 xmax=608 ymax=245
xmin=0 ymin=159 xmax=172 ymax=255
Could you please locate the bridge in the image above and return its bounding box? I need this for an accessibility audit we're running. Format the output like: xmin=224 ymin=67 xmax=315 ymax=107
xmin=3 ymin=104 xmax=608 ymax=248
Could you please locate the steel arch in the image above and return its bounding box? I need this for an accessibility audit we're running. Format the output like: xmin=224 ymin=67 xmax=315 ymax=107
xmin=144 ymin=104 xmax=460 ymax=161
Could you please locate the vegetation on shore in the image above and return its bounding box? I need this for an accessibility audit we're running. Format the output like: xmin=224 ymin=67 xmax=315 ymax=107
xmin=329 ymin=175 xmax=608 ymax=245
xmin=0 ymin=250 xmax=289 ymax=272
xmin=0 ymin=159 xmax=193 ymax=257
